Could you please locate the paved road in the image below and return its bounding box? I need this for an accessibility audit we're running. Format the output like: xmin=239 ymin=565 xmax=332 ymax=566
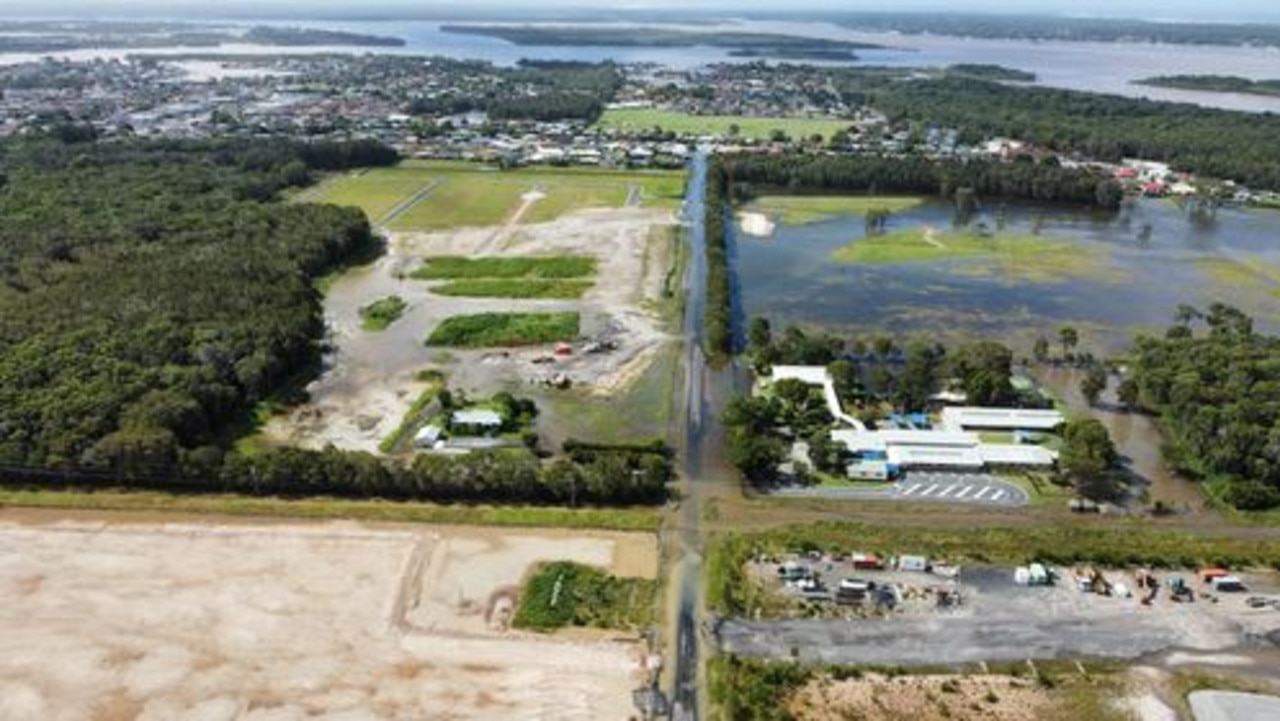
xmin=769 ymin=472 xmax=1029 ymax=507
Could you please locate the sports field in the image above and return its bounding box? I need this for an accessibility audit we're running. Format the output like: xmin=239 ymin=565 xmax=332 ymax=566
xmin=598 ymin=108 xmax=854 ymax=141
xmin=303 ymin=163 xmax=685 ymax=231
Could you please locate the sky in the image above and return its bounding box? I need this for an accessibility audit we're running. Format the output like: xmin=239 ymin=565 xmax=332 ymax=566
xmin=2 ymin=0 xmax=1279 ymax=24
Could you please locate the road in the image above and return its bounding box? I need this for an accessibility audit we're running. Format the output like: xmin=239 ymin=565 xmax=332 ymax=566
xmin=671 ymin=149 xmax=709 ymax=721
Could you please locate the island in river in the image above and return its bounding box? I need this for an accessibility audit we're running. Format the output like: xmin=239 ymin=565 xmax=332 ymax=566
xmin=1135 ymin=75 xmax=1280 ymax=98
xmin=0 ymin=20 xmax=404 ymax=54
xmin=440 ymin=24 xmax=882 ymax=60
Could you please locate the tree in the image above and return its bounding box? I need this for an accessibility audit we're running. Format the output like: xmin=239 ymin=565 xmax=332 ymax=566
xmin=949 ymin=341 xmax=1014 ymax=406
xmin=1059 ymin=419 xmax=1121 ymax=501
xmin=1116 ymin=377 xmax=1140 ymax=409
xmin=827 ymin=360 xmax=862 ymax=406
xmin=747 ymin=317 xmax=772 ymax=353
xmin=1058 ymin=326 xmax=1079 ymax=359
xmin=1032 ymin=336 xmax=1050 ymax=363
xmin=1080 ymin=363 xmax=1108 ymax=407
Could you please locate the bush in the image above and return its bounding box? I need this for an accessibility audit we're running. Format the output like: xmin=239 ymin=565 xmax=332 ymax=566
xmin=426 ymin=312 xmax=580 ymax=347
xmin=513 ymin=561 xmax=656 ymax=631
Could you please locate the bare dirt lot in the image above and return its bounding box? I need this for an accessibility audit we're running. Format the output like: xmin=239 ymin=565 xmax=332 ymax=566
xmin=0 ymin=518 xmax=658 ymax=720
xmin=265 ymin=205 xmax=676 ymax=453
xmin=789 ymin=672 xmax=1065 ymax=721
xmin=720 ymin=562 xmax=1280 ymax=668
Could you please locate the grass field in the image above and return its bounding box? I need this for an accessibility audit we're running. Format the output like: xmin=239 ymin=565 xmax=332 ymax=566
xmin=830 ymin=228 xmax=1116 ymax=283
xmin=747 ymin=195 xmax=927 ymax=225
xmin=305 ymin=168 xmax=437 ymax=222
xmin=0 ymin=488 xmax=660 ymax=531
xmin=1194 ymin=256 xmax=1280 ymax=299
xmin=359 ymin=295 xmax=408 ymax=331
xmin=412 ymin=255 xmax=596 ymax=280
xmin=307 ymin=162 xmax=685 ymax=231
xmin=426 ymin=312 xmax=580 ymax=347
xmin=599 ymin=108 xmax=853 ymax=141
xmin=388 ymin=172 xmax=526 ymax=230
xmin=433 ymin=279 xmax=595 ymax=299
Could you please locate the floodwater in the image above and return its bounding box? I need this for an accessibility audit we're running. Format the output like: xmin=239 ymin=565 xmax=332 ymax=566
xmin=737 ymin=200 xmax=1280 ymax=354
xmin=3 ymin=19 xmax=1280 ymax=111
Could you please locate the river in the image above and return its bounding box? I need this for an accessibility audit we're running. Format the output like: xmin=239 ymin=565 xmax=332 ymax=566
xmin=3 ymin=18 xmax=1280 ymax=111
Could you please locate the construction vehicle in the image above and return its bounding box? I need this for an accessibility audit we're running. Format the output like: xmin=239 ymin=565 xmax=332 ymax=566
xmin=1168 ymin=577 xmax=1195 ymax=602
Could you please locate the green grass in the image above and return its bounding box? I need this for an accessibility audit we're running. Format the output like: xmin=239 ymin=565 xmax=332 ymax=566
xmin=0 ymin=488 xmax=661 ymax=531
xmin=388 ymin=172 xmax=525 ymax=230
xmin=305 ymin=168 xmax=438 ymax=222
xmin=747 ymin=195 xmax=926 ymax=225
xmin=306 ymin=163 xmax=685 ymax=232
xmin=412 ymin=255 xmax=596 ymax=280
xmin=512 ymin=561 xmax=657 ymax=632
xmin=359 ymin=295 xmax=408 ymax=331
xmin=832 ymin=227 xmax=1117 ymax=283
xmin=433 ymin=279 xmax=594 ymax=299
xmin=598 ymin=108 xmax=853 ymax=141
xmin=427 ymin=312 xmax=580 ymax=348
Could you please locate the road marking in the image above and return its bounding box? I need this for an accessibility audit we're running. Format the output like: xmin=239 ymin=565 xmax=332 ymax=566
xmin=973 ymin=486 xmax=994 ymax=500
xmin=919 ymin=484 xmax=940 ymax=496
xmin=955 ymin=485 xmax=975 ymax=499
xmin=990 ymin=490 xmax=1007 ymax=502
xmin=900 ymin=484 xmax=923 ymax=496
xmin=937 ymin=485 xmax=959 ymax=498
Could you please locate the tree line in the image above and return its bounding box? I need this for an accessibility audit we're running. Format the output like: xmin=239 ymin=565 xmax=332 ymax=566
xmin=720 ymin=152 xmax=1123 ymax=209
xmin=704 ymin=158 xmax=735 ymax=360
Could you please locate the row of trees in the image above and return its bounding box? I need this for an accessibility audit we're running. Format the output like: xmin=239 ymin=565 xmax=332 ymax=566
xmin=704 ymin=158 xmax=735 ymax=360
xmin=1127 ymin=305 xmax=1280 ymax=510
xmin=722 ymin=152 xmax=1123 ymax=209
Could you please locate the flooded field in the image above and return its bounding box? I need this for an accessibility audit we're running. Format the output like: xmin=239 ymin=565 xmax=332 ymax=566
xmin=738 ymin=199 xmax=1280 ymax=353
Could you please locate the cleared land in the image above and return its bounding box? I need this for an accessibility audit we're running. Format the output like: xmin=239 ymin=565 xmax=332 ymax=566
xmin=426 ymin=311 xmax=581 ymax=347
xmin=0 ymin=518 xmax=658 ymax=720
xmin=269 ymin=160 xmax=682 ymax=454
xmin=599 ymin=108 xmax=853 ymax=141
xmin=306 ymin=165 xmax=683 ymax=232
xmin=305 ymin=168 xmax=436 ymax=223
xmin=747 ymin=195 xmax=927 ymax=225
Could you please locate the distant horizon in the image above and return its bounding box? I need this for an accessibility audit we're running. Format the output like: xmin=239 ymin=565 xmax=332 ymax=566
xmin=2 ymin=4 xmax=1280 ymax=26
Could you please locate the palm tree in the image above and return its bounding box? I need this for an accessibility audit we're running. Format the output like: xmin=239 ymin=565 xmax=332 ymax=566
xmin=1058 ymin=326 xmax=1079 ymax=358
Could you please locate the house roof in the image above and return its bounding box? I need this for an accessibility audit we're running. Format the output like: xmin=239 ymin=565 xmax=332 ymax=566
xmin=451 ymin=409 xmax=503 ymax=427
xmin=940 ymin=407 xmax=1064 ymax=431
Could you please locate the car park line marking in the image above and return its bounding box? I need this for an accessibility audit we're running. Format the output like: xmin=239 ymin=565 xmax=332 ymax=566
xmin=937 ymin=485 xmax=959 ymax=498
xmin=955 ymin=485 xmax=975 ymax=499
xmin=900 ymin=484 xmax=923 ymax=496
xmin=973 ymin=486 xmax=994 ymax=500
xmin=920 ymin=484 xmax=940 ymax=496
xmin=990 ymin=490 xmax=1007 ymax=502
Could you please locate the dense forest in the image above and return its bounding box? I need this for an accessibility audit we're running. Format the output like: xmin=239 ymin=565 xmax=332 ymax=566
xmin=720 ymin=153 xmax=1123 ymax=209
xmin=0 ymin=137 xmax=393 ymax=476
xmin=1127 ymin=305 xmax=1280 ymax=510
xmin=864 ymin=77 xmax=1280 ymax=190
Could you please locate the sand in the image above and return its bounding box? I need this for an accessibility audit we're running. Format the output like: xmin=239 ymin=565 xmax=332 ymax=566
xmin=0 ymin=519 xmax=656 ymax=720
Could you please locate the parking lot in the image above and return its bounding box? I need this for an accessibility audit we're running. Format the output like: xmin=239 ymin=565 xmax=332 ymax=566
xmin=895 ymin=472 xmax=1029 ymax=506
xmin=770 ymin=472 xmax=1029 ymax=507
